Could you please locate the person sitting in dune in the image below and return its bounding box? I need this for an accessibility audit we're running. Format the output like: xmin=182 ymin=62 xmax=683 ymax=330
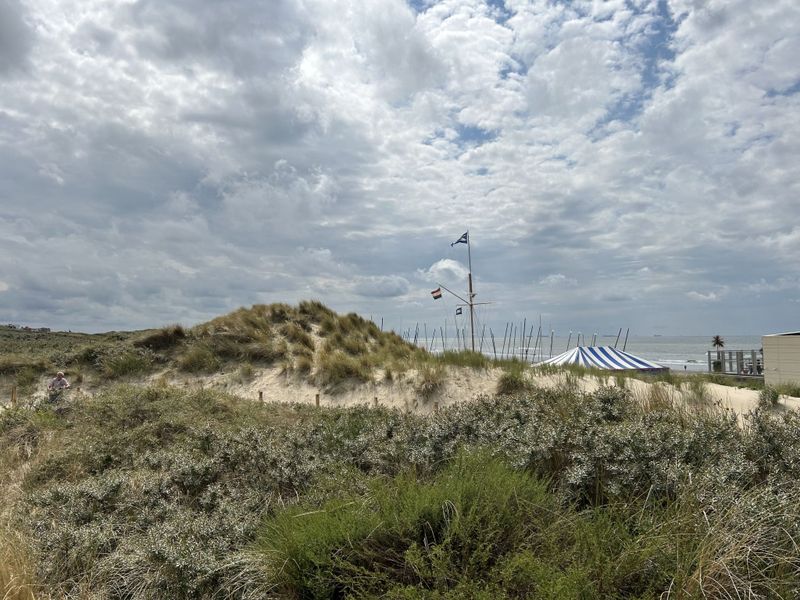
xmin=47 ymin=371 xmax=70 ymax=401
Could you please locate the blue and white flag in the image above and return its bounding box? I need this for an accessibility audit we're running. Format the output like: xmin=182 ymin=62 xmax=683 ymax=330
xmin=455 ymin=307 xmax=463 ymax=316
xmin=451 ymin=232 xmax=468 ymax=246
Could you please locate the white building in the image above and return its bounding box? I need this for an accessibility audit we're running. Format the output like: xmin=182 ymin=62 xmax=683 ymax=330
xmin=762 ymin=332 xmax=800 ymax=387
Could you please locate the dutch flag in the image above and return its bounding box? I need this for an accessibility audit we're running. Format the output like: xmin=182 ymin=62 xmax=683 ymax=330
xmin=431 ymin=288 xmax=442 ymax=300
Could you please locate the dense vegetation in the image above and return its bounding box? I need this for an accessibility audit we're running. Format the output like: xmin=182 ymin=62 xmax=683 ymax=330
xmin=3 ymin=381 xmax=800 ymax=599
xmin=2 ymin=303 xmax=507 ymax=398
xmin=3 ymin=302 xmax=798 ymax=598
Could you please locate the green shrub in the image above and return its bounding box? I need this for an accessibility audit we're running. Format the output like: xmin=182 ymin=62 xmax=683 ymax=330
xmin=298 ymin=300 xmax=335 ymax=324
xmin=13 ymin=366 xmax=800 ymax=599
xmin=177 ymin=345 xmax=220 ymax=373
xmin=340 ymin=335 xmax=367 ymax=356
xmin=592 ymin=385 xmax=633 ymax=421
xmin=496 ymin=363 xmax=530 ymax=395
xmin=281 ymin=322 xmax=314 ymax=349
xmin=295 ymin=356 xmax=313 ymax=375
xmin=268 ymin=303 xmax=293 ymax=324
xmin=15 ymin=366 xmax=39 ymax=394
xmin=684 ymin=377 xmax=711 ymax=406
xmin=775 ymin=383 xmax=800 ymax=398
xmin=317 ymin=351 xmax=371 ymax=388
xmin=100 ymin=349 xmax=155 ymax=378
xmin=251 ymin=453 xmax=556 ymax=598
xmin=238 ymin=363 xmax=254 ymax=381
xmin=133 ymin=325 xmax=186 ymax=351
xmin=241 ymin=340 xmax=284 ymax=363
xmin=438 ymin=350 xmax=489 ymax=369
xmin=417 ymin=363 xmax=445 ymax=398
xmin=759 ymin=386 xmax=780 ymax=409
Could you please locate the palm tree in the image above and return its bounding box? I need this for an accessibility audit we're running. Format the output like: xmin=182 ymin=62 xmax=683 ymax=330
xmin=711 ymin=335 xmax=725 ymax=372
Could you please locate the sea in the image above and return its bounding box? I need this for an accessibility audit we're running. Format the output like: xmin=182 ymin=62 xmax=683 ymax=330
xmin=417 ymin=335 xmax=764 ymax=372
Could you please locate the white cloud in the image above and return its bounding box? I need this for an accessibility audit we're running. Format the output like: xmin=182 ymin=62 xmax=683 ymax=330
xmin=0 ymin=0 xmax=798 ymax=335
xmin=687 ymin=289 xmax=728 ymax=302
xmin=418 ymin=259 xmax=469 ymax=284
xmin=539 ymin=273 xmax=577 ymax=287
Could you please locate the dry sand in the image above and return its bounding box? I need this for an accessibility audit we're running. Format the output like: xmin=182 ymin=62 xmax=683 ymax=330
xmin=169 ymin=366 xmax=800 ymax=419
xmin=8 ymin=366 xmax=800 ymax=419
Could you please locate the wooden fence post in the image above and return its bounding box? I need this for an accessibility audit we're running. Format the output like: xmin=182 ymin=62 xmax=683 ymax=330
xmin=258 ymin=391 xmax=263 ymax=402
xmin=374 ymin=396 xmax=378 ymax=407
xmin=315 ymin=393 xmax=320 ymax=408
xmin=434 ymin=402 xmax=439 ymax=413
xmin=11 ymin=385 xmax=17 ymax=408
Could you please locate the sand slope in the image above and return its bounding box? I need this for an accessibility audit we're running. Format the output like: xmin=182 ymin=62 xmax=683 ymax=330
xmin=9 ymin=366 xmax=800 ymax=419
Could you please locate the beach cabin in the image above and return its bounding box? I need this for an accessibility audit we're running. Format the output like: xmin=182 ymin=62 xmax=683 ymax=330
xmin=762 ymin=332 xmax=800 ymax=387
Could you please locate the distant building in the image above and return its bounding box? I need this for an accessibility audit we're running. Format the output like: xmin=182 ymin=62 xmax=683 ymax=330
xmin=763 ymin=332 xmax=800 ymax=387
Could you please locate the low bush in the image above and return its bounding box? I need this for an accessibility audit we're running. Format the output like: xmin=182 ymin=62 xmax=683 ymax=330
xmin=281 ymin=322 xmax=314 ymax=350
xmin=496 ymin=362 xmax=531 ymax=395
xmin=177 ymin=345 xmax=220 ymax=373
xmin=295 ymin=356 xmax=313 ymax=375
xmin=298 ymin=300 xmax=335 ymax=324
xmin=317 ymin=351 xmax=372 ymax=389
xmin=14 ymin=367 xmax=39 ymax=395
xmin=417 ymin=363 xmax=445 ymax=398
xmin=438 ymin=350 xmax=489 ymax=369
xmin=10 ymin=370 xmax=800 ymax=598
xmin=99 ymin=348 xmax=155 ymax=378
xmin=759 ymin=386 xmax=780 ymax=409
xmin=238 ymin=363 xmax=254 ymax=381
xmin=775 ymin=383 xmax=800 ymax=398
xmin=0 ymin=529 xmax=36 ymax=600
xmin=133 ymin=325 xmax=186 ymax=351
xmin=252 ymin=452 xmax=557 ymax=598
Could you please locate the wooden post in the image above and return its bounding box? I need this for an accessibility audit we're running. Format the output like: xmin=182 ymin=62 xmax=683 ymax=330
xmin=434 ymin=402 xmax=439 ymax=412
xmin=374 ymin=396 xmax=378 ymax=407
xmin=258 ymin=391 xmax=263 ymax=402
xmin=315 ymin=393 xmax=320 ymax=407
xmin=10 ymin=385 xmax=17 ymax=408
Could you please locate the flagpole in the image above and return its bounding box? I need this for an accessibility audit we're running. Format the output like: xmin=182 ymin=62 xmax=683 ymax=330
xmin=467 ymin=230 xmax=475 ymax=352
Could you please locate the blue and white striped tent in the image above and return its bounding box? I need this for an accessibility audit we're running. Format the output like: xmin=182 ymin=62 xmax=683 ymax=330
xmin=540 ymin=346 xmax=667 ymax=372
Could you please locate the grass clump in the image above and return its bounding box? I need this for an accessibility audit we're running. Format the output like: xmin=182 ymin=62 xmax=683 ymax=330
xmin=437 ymin=350 xmax=490 ymax=369
xmin=775 ymin=382 xmax=800 ymax=398
xmin=417 ymin=363 xmax=445 ymax=398
xmin=758 ymin=385 xmax=780 ymax=409
xmin=281 ymin=322 xmax=314 ymax=350
xmin=253 ymin=452 xmax=557 ymax=598
xmin=298 ymin=300 xmax=336 ymax=324
xmin=133 ymin=324 xmax=186 ymax=351
xmin=99 ymin=348 xmax=155 ymax=378
xmin=14 ymin=366 xmax=39 ymax=396
xmin=0 ymin=522 xmax=37 ymax=600
xmin=317 ymin=350 xmax=372 ymax=389
xmin=496 ymin=362 xmax=532 ymax=395
xmin=177 ymin=345 xmax=220 ymax=373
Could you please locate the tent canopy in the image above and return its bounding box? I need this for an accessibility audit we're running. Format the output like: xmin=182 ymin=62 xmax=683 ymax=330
xmin=539 ymin=346 xmax=667 ymax=372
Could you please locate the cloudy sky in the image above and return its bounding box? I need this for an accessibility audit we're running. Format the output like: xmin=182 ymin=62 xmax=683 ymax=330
xmin=1 ymin=0 xmax=798 ymax=336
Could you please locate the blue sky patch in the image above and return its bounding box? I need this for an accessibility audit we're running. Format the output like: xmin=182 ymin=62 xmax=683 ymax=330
xmin=455 ymin=123 xmax=498 ymax=146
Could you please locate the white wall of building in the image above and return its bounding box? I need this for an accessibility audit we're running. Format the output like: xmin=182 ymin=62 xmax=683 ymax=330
xmin=763 ymin=333 xmax=800 ymax=387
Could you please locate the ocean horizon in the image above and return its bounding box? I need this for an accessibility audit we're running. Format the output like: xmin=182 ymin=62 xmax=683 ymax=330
xmin=412 ymin=335 xmax=764 ymax=372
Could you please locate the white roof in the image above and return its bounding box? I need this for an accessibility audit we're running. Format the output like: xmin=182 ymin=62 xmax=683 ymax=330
xmin=539 ymin=346 xmax=666 ymax=371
